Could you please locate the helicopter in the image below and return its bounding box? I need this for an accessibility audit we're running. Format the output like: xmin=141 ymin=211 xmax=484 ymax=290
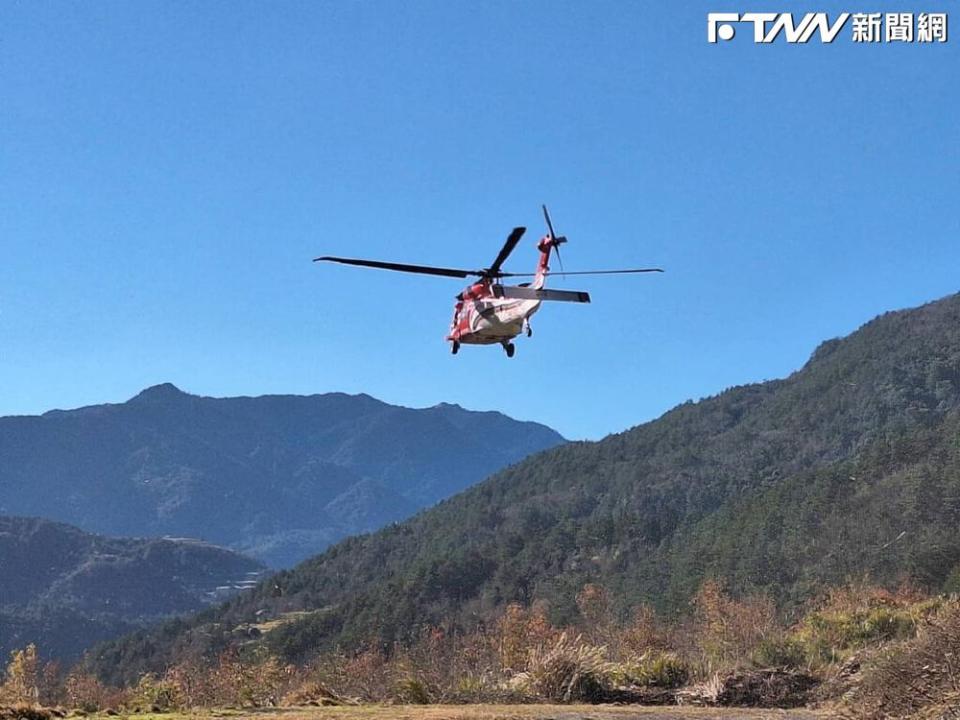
xmin=314 ymin=206 xmax=663 ymax=357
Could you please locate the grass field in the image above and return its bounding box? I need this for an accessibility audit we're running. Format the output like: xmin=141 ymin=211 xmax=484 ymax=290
xmin=119 ymin=705 xmax=826 ymax=720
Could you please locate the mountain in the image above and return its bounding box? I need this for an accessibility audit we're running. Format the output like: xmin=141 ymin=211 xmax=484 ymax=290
xmin=87 ymin=292 xmax=960 ymax=684
xmin=0 ymin=388 xmax=564 ymax=567
xmin=0 ymin=516 xmax=264 ymax=662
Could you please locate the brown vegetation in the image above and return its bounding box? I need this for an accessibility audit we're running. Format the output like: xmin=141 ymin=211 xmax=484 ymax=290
xmin=3 ymin=580 xmax=954 ymax=717
xmin=840 ymin=599 xmax=960 ymax=719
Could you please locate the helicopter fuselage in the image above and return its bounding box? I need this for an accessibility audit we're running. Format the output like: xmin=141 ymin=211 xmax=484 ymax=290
xmin=447 ymin=283 xmax=541 ymax=346
xmin=446 ymin=238 xmax=553 ymax=352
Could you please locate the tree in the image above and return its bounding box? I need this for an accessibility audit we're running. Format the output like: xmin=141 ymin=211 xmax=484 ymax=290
xmin=3 ymin=645 xmax=39 ymax=705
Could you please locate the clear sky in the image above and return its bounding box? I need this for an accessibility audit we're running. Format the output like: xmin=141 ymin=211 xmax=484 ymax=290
xmin=1 ymin=1 xmax=957 ymax=440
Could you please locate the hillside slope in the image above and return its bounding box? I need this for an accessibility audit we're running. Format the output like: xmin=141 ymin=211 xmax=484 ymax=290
xmin=90 ymin=293 xmax=960 ymax=683
xmin=0 ymin=516 xmax=264 ymax=662
xmin=0 ymin=389 xmax=563 ymax=567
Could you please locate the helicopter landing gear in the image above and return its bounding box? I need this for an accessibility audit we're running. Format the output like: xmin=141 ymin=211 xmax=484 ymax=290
xmin=503 ymin=342 xmax=516 ymax=358
xmin=451 ymin=341 xmax=460 ymax=355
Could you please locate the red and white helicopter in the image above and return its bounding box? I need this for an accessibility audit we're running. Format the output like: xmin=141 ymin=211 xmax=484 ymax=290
xmin=315 ymin=206 xmax=662 ymax=357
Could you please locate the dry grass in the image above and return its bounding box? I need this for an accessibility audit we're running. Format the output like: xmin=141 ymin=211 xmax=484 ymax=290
xmin=6 ymin=580 xmax=947 ymax=715
xmin=839 ymin=599 xmax=960 ymax=720
xmin=522 ymin=633 xmax=613 ymax=702
xmin=79 ymin=705 xmax=825 ymax=720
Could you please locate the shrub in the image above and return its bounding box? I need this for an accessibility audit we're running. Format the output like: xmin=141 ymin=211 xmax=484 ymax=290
xmin=453 ymin=675 xmax=488 ymax=700
xmin=788 ymin=582 xmax=940 ymax=667
xmin=796 ymin=595 xmax=940 ymax=665
xmin=282 ymin=678 xmax=351 ymax=706
xmin=843 ymin=599 xmax=960 ymax=720
xmin=619 ymin=605 xmax=671 ymax=658
xmin=389 ymin=627 xmax=503 ymax=703
xmin=298 ymin=645 xmax=392 ymax=702
xmin=524 ymin=633 xmax=613 ymax=702
xmin=623 ymin=652 xmax=690 ymax=688
xmin=495 ymin=602 xmax=559 ymax=672
xmin=0 ymin=704 xmax=52 ymax=720
xmin=126 ymin=674 xmax=183 ymax=712
xmin=576 ymin=584 xmax=615 ymax=646
xmin=391 ymin=676 xmax=431 ymax=704
xmin=750 ymin=636 xmax=807 ymax=669
xmin=62 ymin=672 xmax=108 ymax=713
xmin=161 ymin=660 xmax=215 ymax=709
xmin=692 ymin=579 xmax=778 ymax=669
xmin=715 ymin=668 xmax=818 ymax=708
xmin=209 ymin=650 xmax=294 ymax=707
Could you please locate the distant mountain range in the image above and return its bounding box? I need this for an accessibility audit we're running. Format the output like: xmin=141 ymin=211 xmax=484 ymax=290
xmin=88 ymin=292 xmax=960 ymax=683
xmin=0 ymin=386 xmax=564 ymax=567
xmin=0 ymin=516 xmax=264 ymax=662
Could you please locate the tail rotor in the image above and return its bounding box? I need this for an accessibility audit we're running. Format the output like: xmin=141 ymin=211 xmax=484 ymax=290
xmin=541 ymin=204 xmax=567 ymax=272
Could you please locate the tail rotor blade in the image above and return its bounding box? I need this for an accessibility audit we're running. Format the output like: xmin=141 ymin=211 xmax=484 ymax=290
xmin=542 ymin=205 xmax=557 ymax=241
xmin=541 ymin=205 xmax=567 ymax=273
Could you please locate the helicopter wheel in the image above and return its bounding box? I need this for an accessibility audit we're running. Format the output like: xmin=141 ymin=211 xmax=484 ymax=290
xmin=451 ymin=342 xmax=460 ymax=355
xmin=504 ymin=342 xmax=516 ymax=358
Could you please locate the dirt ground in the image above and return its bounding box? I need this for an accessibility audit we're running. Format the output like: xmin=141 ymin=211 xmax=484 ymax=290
xmin=155 ymin=704 xmax=830 ymax=720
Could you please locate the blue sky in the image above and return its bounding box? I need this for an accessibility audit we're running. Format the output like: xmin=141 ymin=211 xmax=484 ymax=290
xmin=1 ymin=1 xmax=957 ymax=440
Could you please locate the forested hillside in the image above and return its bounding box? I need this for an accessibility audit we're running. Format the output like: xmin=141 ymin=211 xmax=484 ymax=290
xmin=0 ymin=516 xmax=264 ymax=662
xmin=90 ymin=293 xmax=960 ymax=684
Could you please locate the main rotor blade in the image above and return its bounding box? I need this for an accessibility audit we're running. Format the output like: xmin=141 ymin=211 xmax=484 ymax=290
xmin=488 ymin=227 xmax=526 ymax=276
xmin=314 ymin=256 xmax=480 ymax=279
xmin=498 ymin=268 xmax=665 ymax=277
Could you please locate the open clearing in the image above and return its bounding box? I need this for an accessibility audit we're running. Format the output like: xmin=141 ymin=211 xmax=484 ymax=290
xmin=133 ymin=705 xmax=828 ymax=720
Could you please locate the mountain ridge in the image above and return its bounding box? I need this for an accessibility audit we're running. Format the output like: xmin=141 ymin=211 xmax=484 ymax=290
xmin=0 ymin=387 xmax=564 ymax=567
